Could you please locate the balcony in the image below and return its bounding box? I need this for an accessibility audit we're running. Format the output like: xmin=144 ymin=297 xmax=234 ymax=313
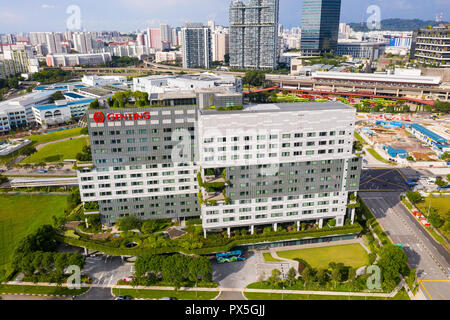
xmin=197 ymin=167 xmax=231 ymax=206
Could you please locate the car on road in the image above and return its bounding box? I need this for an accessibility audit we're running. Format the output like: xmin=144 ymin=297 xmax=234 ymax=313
xmin=160 ymin=297 xmax=177 ymax=300
xmin=115 ymin=296 xmax=133 ymax=300
xmin=38 ymin=170 xmax=48 ymax=173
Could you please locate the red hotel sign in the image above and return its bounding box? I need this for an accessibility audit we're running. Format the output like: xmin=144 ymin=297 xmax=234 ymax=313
xmin=93 ymin=112 xmax=150 ymax=123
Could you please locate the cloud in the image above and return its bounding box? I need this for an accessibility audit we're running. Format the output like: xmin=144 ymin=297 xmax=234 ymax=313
xmin=41 ymin=4 xmax=55 ymax=9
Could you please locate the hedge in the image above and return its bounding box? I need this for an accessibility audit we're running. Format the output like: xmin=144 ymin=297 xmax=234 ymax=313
xmin=56 ymin=224 xmax=363 ymax=257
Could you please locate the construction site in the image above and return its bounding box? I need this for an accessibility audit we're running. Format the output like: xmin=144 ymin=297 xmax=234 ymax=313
xmin=359 ymin=122 xmax=440 ymax=162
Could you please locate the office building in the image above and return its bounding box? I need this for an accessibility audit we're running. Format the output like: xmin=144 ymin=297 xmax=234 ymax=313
xmin=82 ymin=75 xmax=127 ymax=87
xmin=336 ymin=41 xmax=386 ymax=59
xmin=77 ymin=101 xmax=361 ymax=234
xmin=181 ymin=23 xmax=211 ymax=69
xmin=229 ymin=0 xmax=279 ymax=69
xmin=301 ymin=0 xmax=342 ymax=56
xmin=410 ymin=24 xmax=450 ymax=68
xmin=32 ymin=99 xmax=94 ymax=126
xmin=46 ymin=53 xmax=112 ymax=67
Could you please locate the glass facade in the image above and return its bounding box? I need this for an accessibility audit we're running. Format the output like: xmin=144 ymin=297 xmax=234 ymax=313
xmin=301 ymin=0 xmax=341 ymax=56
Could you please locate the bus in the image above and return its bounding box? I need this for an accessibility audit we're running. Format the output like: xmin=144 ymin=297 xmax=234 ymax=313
xmin=216 ymin=250 xmax=245 ymax=264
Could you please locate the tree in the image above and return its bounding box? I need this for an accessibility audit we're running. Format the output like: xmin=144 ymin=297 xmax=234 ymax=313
xmin=0 ymin=174 xmax=8 ymax=184
xmin=80 ymin=127 xmax=89 ymax=135
xmin=406 ymin=191 xmax=422 ymax=205
xmin=330 ymin=263 xmax=344 ymax=288
xmin=117 ymin=215 xmax=141 ymax=231
xmin=19 ymin=145 xmax=37 ymax=157
xmin=316 ymin=269 xmax=328 ymax=285
xmin=302 ymin=267 xmax=316 ymax=286
xmin=269 ymin=268 xmax=281 ymax=288
xmin=441 ymin=152 xmax=450 ymax=162
xmin=428 ymin=212 xmax=444 ymax=228
xmin=89 ymin=99 xmax=100 ymax=110
xmin=435 ymin=178 xmax=447 ymax=188
xmin=141 ymin=219 xmax=159 ymax=234
xmin=243 ymin=70 xmax=265 ymax=88
xmin=50 ymin=91 xmax=65 ymax=103
xmin=287 ymin=267 xmax=297 ymax=286
xmin=377 ymin=245 xmax=409 ymax=290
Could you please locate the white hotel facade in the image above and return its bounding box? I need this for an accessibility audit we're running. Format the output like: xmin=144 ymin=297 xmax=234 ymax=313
xmin=77 ymin=101 xmax=361 ymax=236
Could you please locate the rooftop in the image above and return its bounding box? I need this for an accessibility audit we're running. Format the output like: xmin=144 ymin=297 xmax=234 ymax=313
xmin=201 ymin=101 xmax=354 ymax=115
xmin=33 ymin=99 xmax=94 ymax=111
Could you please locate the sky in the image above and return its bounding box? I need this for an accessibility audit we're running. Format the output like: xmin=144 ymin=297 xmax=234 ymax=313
xmin=0 ymin=0 xmax=449 ymax=33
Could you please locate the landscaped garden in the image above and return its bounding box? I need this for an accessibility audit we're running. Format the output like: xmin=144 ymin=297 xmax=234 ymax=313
xmin=276 ymin=243 xmax=369 ymax=269
xmin=262 ymin=253 xmax=283 ymax=263
xmin=22 ymin=137 xmax=88 ymax=163
xmin=0 ymin=194 xmax=68 ymax=281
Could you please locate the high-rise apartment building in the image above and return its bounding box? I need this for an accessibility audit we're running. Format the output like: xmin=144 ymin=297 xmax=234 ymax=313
xmin=181 ymin=23 xmax=211 ymax=69
xmin=300 ymin=0 xmax=342 ymax=56
xmin=146 ymin=28 xmax=162 ymax=50
xmin=73 ymin=32 xmax=93 ymax=54
xmin=77 ymin=101 xmax=361 ymax=236
xmin=211 ymin=29 xmax=230 ymax=62
xmin=45 ymin=32 xmax=63 ymax=54
xmin=229 ymin=0 xmax=279 ymax=69
xmin=160 ymin=24 xmax=173 ymax=47
xmin=410 ymin=24 xmax=450 ymax=68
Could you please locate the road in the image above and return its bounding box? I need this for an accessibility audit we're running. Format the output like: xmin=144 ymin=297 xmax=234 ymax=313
xmin=359 ymin=168 xmax=450 ymax=300
xmin=74 ymin=255 xmax=133 ymax=300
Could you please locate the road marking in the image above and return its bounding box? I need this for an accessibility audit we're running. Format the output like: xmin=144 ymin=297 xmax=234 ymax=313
xmin=419 ymin=280 xmax=433 ymax=300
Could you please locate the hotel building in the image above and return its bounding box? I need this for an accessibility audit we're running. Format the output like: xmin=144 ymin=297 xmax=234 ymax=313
xmin=77 ymin=100 xmax=361 ymax=236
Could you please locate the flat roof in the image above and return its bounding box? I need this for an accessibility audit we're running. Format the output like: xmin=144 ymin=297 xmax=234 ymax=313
xmin=410 ymin=124 xmax=448 ymax=144
xmin=34 ymin=99 xmax=94 ymax=111
xmin=201 ymin=101 xmax=354 ymax=115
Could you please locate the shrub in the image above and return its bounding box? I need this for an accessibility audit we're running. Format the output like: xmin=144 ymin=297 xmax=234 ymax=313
xmin=117 ymin=216 xmax=141 ymax=232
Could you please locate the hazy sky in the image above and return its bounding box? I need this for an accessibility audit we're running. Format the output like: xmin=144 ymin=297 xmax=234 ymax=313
xmin=1 ymin=0 xmax=449 ymax=33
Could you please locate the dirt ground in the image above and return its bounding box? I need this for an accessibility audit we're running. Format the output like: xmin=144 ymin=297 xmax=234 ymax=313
xmin=370 ymin=127 xmax=437 ymax=161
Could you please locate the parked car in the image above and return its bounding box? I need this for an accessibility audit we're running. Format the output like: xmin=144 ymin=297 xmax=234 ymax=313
xmin=115 ymin=296 xmax=133 ymax=300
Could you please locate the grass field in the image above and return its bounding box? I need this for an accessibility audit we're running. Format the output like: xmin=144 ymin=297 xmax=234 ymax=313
xmin=244 ymin=288 xmax=410 ymax=300
xmin=112 ymin=288 xmax=219 ymax=300
xmin=0 ymin=194 xmax=68 ymax=278
xmin=22 ymin=137 xmax=88 ymax=163
xmin=276 ymin=244 xmax=369 ymax=269
xmin=263 ymin=252 xmax=283 ymax=263
xmin=28 ymin=127 xmax=84 ymax=145
xmin=0 ymin=284 xmax=89 ymax=296
xmin=367 ymin=148 xmax=394 ymax=165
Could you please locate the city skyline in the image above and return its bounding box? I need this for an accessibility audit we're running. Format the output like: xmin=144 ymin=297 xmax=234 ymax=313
xmin=1 ymin=0 xmax=449 ymax=33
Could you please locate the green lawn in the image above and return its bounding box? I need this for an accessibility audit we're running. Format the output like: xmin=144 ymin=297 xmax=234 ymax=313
xmin=367 ymin=148 xmax=394 ymax=165
xmin=416 ymin=196 xmax=450 ymax=240
xmin=263 ymin=252 xmax=283 ymax=263
xmin=0 ymin=284 xmax=89 ymax=296
xmin=28 ymin=127 xmax=84 ymax=145
xmin=276 ymin=244 xmax=369 ymax=269
xmin=0 ymin=194 xmax=68 ymax=279
xmin=112 ymin=288 xmax=219 ymax=300
xmin=244 ymin=288 xmax=410 ymax=300
xmin=354 ymin=132 xmax=366 ymax=145
xmin=22 ymin=137 xmax=88 ymax=163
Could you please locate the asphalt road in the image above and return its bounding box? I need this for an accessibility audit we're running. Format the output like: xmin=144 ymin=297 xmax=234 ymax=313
xmin=360 ymin=168 xmax=450 ymax=300
xmin=75 ymin=255 xmax=133 ymax=300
